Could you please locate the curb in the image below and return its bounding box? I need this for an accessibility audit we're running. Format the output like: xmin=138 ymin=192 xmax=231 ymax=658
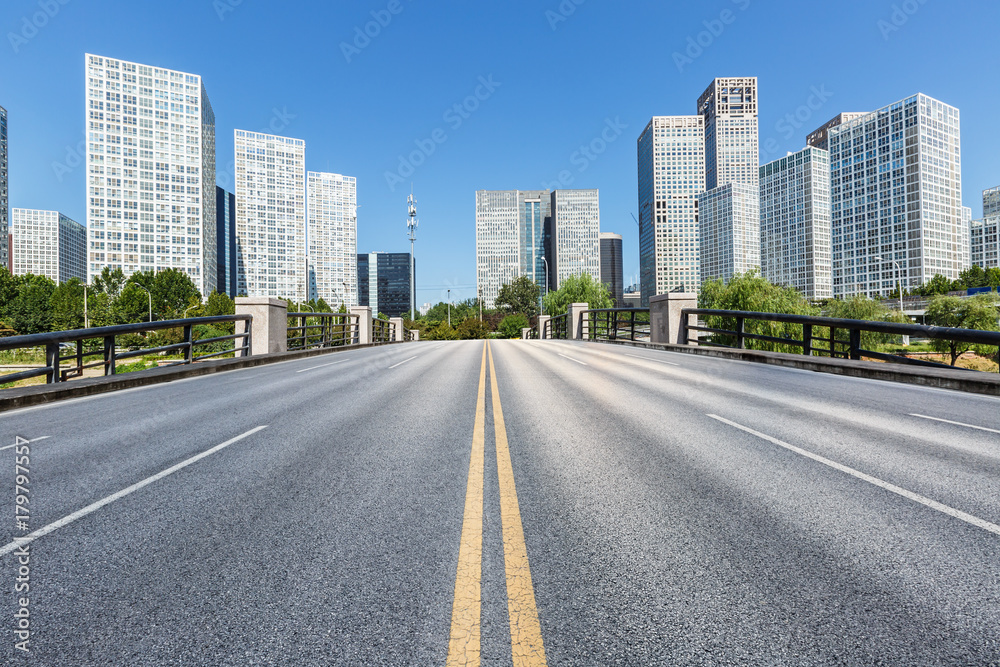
xmin=0 ymin=342 xmax=409 ymax=413
xmin=586 ymin=339 xmax=1000 ymax=397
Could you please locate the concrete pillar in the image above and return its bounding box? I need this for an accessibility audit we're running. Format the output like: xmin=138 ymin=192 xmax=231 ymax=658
xmin=390 ymin=317 xmax=404 ymax=342
xmin=567 ymin=302 xmax=588 ymax=339
xmin=521 ymin=327 xmax=531 ymax=339
xmin=235 ymin=297 xmax=287 ymax=356
xmin=412 ymin=330 xmax=420 ymax=341
xmin=350 ymin=306 xmax=372 ymax=345
xmin=649 ymin=292 xmax=698 ymax=345
xmin=537 ymin=315 xmax=550 ymax=340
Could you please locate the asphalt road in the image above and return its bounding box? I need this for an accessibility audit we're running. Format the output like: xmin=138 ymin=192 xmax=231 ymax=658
xmin=1 ymin=339 xmax=998 ymax=665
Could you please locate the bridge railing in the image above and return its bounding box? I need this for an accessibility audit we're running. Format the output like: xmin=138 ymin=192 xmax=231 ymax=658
xmin=544 ymin=313 xmax=568 ymax=339
xmin=0 ymin=315 xmax=252 ymax=386
xmin=581 ymin=308 xmax=651 ymax=342
xmin=682 ymin=308 xmax=1000 ymax=371
xmin=287 ymin=312 xmax=358 ymax=351
xmin=372 ymin=317 xmax=395 ymax=344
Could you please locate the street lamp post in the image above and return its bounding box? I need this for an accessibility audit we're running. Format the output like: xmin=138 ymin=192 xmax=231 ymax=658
xmin=874 ymin=255 xmax=904 ymax=314
xmin=83 ymin=284 xmax=89 ymax=329
xmin=342 ymin=281 xmax=348 ymax=312
xmin=540 ymin=256 xmax=549 ymax=315
xmin=447 ymin=288 xmax=451 ymax=327
xmin=137 ymin=284 xmax=153 ymax=322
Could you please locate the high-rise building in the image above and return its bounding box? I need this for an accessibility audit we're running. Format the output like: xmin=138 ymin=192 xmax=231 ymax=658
xmin=698 ymin=77 xmax=758 ymax=190
xmin=215 ymin=186 xmax=236 ymax=296
xmin=476 ymin=189 xmax=551 ymax=308
xmin=307 ymin=172 xmax=357 ymax=308
xmin=599 ymin=232 xmax=623 ymax=306
xmin=637 ymin=116 xmax=705 ymax=303
xmin=759 ymin=146 xmax=832 ymax=299
xmin=970 ymin=217 xmax=999 ymax=269
xmin=84 ymin=54 xmax=216 ymax=295
xmin=806 ymin=113 xmax=867 ymax=151
xmin=830 ymin=94 xmax=963 ymax=297
xmin=698 ymin=183 xmax=760 ymax=285
xmin=357 ymin=252 xmax=412 ymax=318
xmin=550 ymin=189 xmax=600 ymax=288
xmin=11 ymin=209 xmax=86 ymax=283
xmin=961 ymin=206 xmax=972 ymax=271
xmin=1 ymin=105 xmax=8 ymax=271
xmin=984 ymin=186 xmax=1000 ymax=218
xmin=234 ymin=130 xmax=306 ymax=299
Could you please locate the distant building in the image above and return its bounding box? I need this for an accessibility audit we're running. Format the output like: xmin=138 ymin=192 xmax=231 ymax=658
xmin=622 ymin=290 xmax=641 ymax=308
xmin=307 ymin=171 xmax=357 ymax=308
xmin=698 ymin=77 xmax=759 ymax=190
xmin=215 ymin=187 xmax=236 ymax=296
xmin=11 ymin=209 xmax=86 ymax=283
xmin=475 ymin=190 xmax=550 ymax=309
xmin=1 ymin=105 xmax=7 ymax=271
xmin=551 ymin=189 xmax=600 ymax=288
xmin=234 ymin=130 xmax=306 ymax=299
xmin=358 ymin=252 xmax=413 ymax=318
xmin=961 ymin=206 xmax=972 ymax=271
xmin=759 ymin=147 xmax=832 ymax=299
xmin=637 ymin=115 xmax=705 ymax=303
xmin=806 ymin=113 xmax=867 ymax=151
xmin=84 ymin=54 xmax=216 ymax=295
xmin=984 ymin=186 xmax=1000 ymax=218
xmin=599 ymin=232 xmax=623 ymax=306
xmin=698 ymin=182 xmax=760 ymax=285
xmin=971 ymin=217 xmax=999 ymax=269
xmin=830 ymin=94 xmax=964 ymax=297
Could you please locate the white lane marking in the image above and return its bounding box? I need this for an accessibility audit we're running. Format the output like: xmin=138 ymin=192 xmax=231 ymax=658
xmin=909 ymin=414 xmax=1000 ymax=435
xmin=296 ymin=359 xmax=349 ymax=373
xmin=388 ymin=356 xmax=418 ymax=369
xmin=707 ymin=414 xmax=1000 ymax=538
xmin=624 ymin=353 xmax=678 ymax=366
xmin=558 ymin=353 xmax=588 ymax=366
xmin=0 ymin=425 xmax=269 ymax=558
xmin=0 ymin=436 xmax=50 ymax=451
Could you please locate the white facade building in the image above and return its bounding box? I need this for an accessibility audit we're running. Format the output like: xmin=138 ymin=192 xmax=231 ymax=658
xmin=698 ymin=183 xmax=760 ymax=285
xmin=11 ymin=209 xmax=86 ymax=283
xmin=550 ymin=189 xmax=600 ymax=288
xmin=971 ymin=217 xmax=999 ymax=269
xmin=1 ymin=105 xmax=7 ymax=271
xmin=829 ymin=94 xmax=963 ymax=297
xmin=698 ymin=77 xmax=759 ymax=190
xmin=84 ymin=54 xmax=216 ymax=294
xmin=637 ymin=116 xmax=705 ymax=303
xmin=984 ymin=186 xmax=1000 ymax=218
xmin=759 ymin=147 xmax=832 ymax=299
xmin=307 ymin=171 xmax=357 ymax=308
xmin=234 ymin=130 xmax=306 ymax=299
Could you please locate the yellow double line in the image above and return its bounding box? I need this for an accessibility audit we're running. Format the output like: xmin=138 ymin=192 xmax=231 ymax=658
xmin=446 ymin=342 xmax=547 ymax=667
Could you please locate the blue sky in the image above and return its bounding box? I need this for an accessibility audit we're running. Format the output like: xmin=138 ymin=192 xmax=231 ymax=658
xmin=2 ymin=0 xmax=999 ymax=305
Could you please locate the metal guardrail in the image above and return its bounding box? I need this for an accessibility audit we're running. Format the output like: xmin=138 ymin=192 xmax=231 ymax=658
xmin=682 ymin=308 xmax=1000 ymax=371
xmin=404 ymin=328 xmax=416 ymax=342
xmin=0 ymin=316 xmax=252 ymax=386
xmin=582 ymin=309 xmax=651 ymax=342
xmin=372 ymin=317 xmax=395 ymax=344
xmin=544 ymin=313 xmax=568 ymax=340
xmin=287 ymin=312 xmax=358 ymax=351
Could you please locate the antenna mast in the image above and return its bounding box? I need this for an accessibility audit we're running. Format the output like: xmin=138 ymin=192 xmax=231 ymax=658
xmin=407 ymin=191 xmax=418 ymax=321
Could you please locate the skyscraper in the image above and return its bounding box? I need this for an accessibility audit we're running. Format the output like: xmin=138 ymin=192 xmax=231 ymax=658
xmin=307 ymin=171 xmax=357 ymax=308
xmin=984 ymin=185 xmax=1000 ymax=218
xmin=550 ymin=189 xmax=600 ymax=288
xmin=357 ymin=252 xmax=412 ymax=318
xmin=637 ymin=116 xmax=705 ymax=303
xmin=84 ymin=54 xmax=216 ymax=295
xmin=234 ymin=130 xmax=306 ymax=299
xmin=698 ymin=183 xmax=760 ymax=285
xmin=215 ymin=186 xmax=236 ymax=296
xmin=830 ymin=94 xmax=963 ymax=297
xmin=970 ymin=217 xmax=998 ymax=269
xmin=476 ymin=189 xmax=551 ymax=308
xmin=806 ymin=113 xmax=867 ymax=151
xmin=0 ymin=105 xmax=8 ymax=272
xmin=11 ymin=209 xmax=86 ymax=283
xmin=698 ymin=77 xmax=759 ymax=190
xmin=599 ymin=232 xmax=623 ymax=306
xmin=759 ymin=146 xmax=832 ymax=299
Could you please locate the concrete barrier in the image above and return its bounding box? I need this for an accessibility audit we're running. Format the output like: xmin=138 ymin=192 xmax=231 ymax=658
xmin=235 ymin=297 xmax=287 ymax=355
xmin=350 ymin=306 xmax=372 ymax=345
xmin=650 ymin=292 xmax=697 ymax=345
xmin=538 ymin=315 xmax=551 ymax=339
xmin=567 ymin=303 xmax=588 ymax=339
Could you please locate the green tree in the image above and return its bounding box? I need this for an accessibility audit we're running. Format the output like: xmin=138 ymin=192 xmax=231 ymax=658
xmin=50 ymin=277 xmax=86 ymax=331
xmin=542 ymin=273 xmax=611 ymax=316
xmin=986 ymin=267 xmax=1000 ymax=289
xmin=698 ymin=269 xmax=817 ymax=352
xmin=204 ymin=291 xmax=236 ymax=316
xmin=456 ymin=317 xmax=491 ymax=340
xmin=957 ymin=265 xmax=987 ymax=290
xmin=825 ymin=294 xmax=909 ymax=351
xmin=925 ymin=293 xmax=1000 ymax=366
xmin=917 ymin=273 xmax=957 ymax=297
xmin=497 ymin=314 xmax=529 ymax=339
xmin=93 ymin=266 xmax=126 ymax=297
xmin=151 ymin=268 xmax=202 ymax=318
xmin=496 ymin=276 xmax=541 ymax=317
xmin=8 ymin=275 xmax=56 ymax=335
xmin=423 ymin=321 xmax=459 ymax=340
